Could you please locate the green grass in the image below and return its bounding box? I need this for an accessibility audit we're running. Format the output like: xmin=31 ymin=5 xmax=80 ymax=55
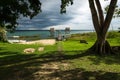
xmin=0 ymin=31 xmax=120 ymax=80
xmin=62 ymin=40 xmax=93 ymax=51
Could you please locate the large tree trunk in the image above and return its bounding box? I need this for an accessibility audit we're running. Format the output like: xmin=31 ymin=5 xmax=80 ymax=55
xmin=89 ymin=36 xmax=113 ymax=55
xmin=88 ymin=0 xmax=118 ymax=54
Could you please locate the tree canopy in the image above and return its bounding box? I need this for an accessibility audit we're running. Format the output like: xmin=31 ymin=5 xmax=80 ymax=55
xmin=0 ymin=0 xmax=41 ymax=30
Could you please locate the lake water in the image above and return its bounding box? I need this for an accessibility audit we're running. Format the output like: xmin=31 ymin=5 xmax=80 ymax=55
xmin=7 ymin=30 xmax=93 ymax=39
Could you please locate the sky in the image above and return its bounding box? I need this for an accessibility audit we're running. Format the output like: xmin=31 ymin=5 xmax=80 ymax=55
xmin=17 ymin=0 xmax=120 ymax=30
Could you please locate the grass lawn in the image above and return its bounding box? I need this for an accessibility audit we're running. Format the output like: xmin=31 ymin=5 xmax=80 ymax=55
xmin=0 ymin=31 xmax=120 ymax=80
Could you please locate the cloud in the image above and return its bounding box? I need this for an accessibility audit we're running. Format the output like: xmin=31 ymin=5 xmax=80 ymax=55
xmin=17 ymin=0 xmax=120 ymax=30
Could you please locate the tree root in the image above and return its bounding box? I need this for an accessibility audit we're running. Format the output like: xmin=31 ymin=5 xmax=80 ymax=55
xmin=88 ymin=40 xmax=115 ymax=55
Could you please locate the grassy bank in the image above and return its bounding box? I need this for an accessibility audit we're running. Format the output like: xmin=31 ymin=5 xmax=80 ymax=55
xmin=0 ymin=31 xmax=120 ymax=80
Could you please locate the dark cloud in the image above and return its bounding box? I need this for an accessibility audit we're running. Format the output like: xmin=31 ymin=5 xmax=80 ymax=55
xmin=17 ymin=0 xmax=120 ymax=30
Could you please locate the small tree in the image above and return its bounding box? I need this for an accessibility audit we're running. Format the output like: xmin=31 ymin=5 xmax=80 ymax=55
xmin=0 ymin=26 xmax=7 ymax=42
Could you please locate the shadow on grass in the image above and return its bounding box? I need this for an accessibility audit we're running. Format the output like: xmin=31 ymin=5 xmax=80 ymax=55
xmin=48 ymin=68 xmax=120 ymax=80
xmin=0 ymin=50 xmax=89 ymax=66
xmin=0 ymin=50 xmax=120 ymax=80
xmin=87 ymin=55 xmax=120 ymax=65
xmin=0 ymin=50 xmax=88 ymax=80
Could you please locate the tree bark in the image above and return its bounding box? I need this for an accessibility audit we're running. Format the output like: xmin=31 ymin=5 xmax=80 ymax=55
xmin=88 ymin=0 xmax=100 ymax=36
xmin=95 ymin=0 xmax=104 ymax=27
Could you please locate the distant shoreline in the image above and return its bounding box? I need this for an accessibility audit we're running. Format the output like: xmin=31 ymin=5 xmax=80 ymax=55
xmin=7 ymin=30 xmax=95 ymax=39
xmin=15 ymin=29 xmax=94 ymax=31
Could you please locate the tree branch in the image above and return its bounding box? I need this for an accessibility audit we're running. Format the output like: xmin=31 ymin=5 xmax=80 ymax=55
xmin=88 ymin=0 xmax=100 ymax=35
xmin=95 ymin=0 xmax=104 ymax=27
xmin=103 ymin=0 xmax=118 ymax=35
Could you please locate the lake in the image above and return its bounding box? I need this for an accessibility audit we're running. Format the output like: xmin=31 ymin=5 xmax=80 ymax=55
xmin=7 ymin=30 xmax=94 ymax=39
